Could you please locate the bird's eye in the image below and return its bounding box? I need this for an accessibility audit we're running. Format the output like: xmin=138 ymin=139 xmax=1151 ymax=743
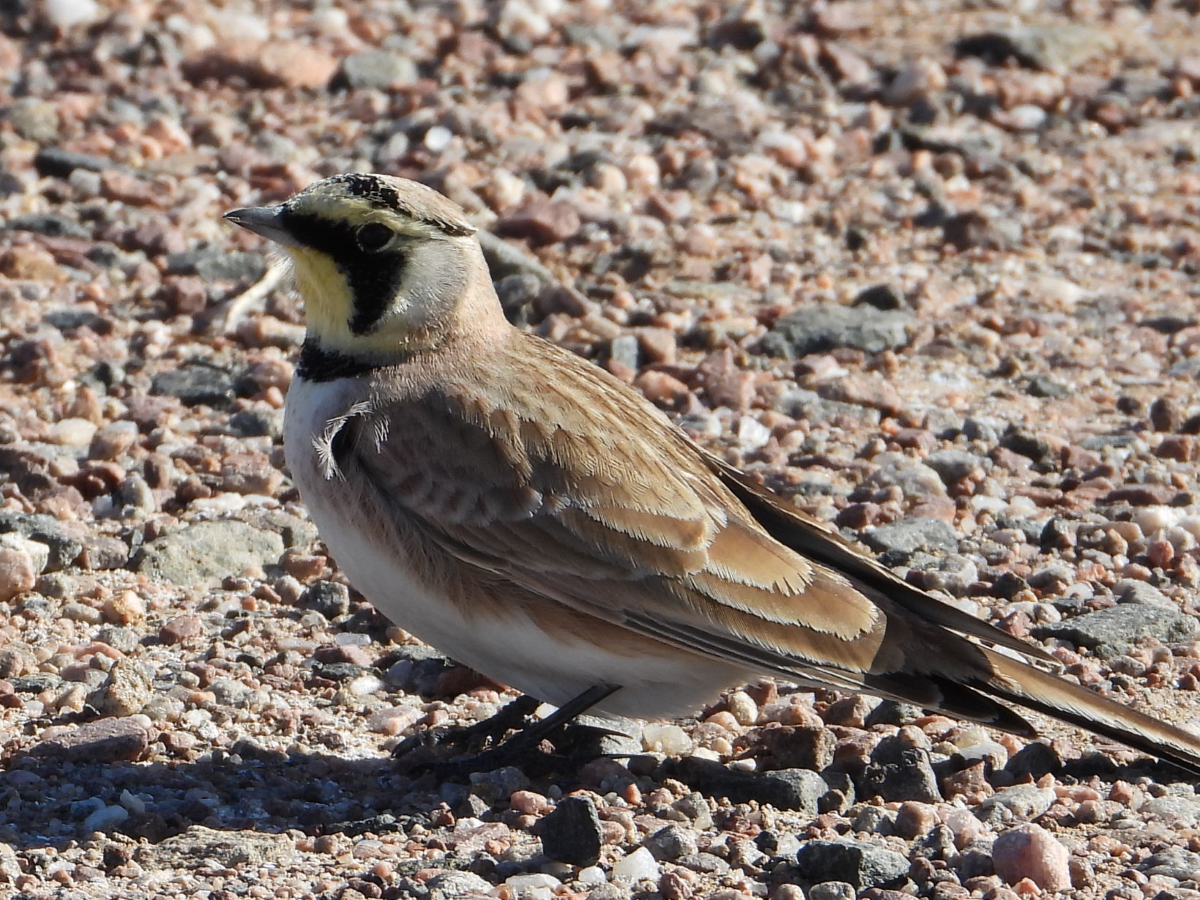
xmin=354 ymin=222 xmax=393 ymax=253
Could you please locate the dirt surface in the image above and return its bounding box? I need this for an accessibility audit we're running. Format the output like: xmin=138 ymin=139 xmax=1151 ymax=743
xmin=3 ymin=1 xmax=1200 ymax=898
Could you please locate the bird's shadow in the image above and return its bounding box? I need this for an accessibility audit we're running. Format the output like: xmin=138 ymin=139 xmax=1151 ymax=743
xmin=2 ymin=730 xmax=1196 ymax=854
xmin=0 ymin=741 xmax=457 ymax=852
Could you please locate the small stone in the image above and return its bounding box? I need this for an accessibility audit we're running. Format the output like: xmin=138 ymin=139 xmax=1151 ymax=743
xmin=90 ymin=421 xmax=139 ymax=460
xmin=795 ymin=839 xmax=910 ymax=890
xmin=761 ymin=305 xmax=913 ymax=358
xmin=671 ymin=757 xmax=826 ymax=814
xmin=644 ymin=824 xmax=698 ymax=861
xmin=166 ymin=249 xmax=265 ymax=282
xmin=301 ymin=581 xmax=351 ymax=618
xmin=43 ymin=0 xmax=102 ymax=29
xmin=1032 ymin=603 xmax=1197 ymax=660
xmin=861 ymin=518 xmax=958 ymax=557
xmin=50 ymin=417 xmax=98 ymax=446
xmin=90 ymin=658 xmax=153 ymax=717
xmin=337 ymin=50 xmax=418 ymax=89
xmin=980 ymin=784 xmax=1056 ymax=820
xmin=8 ymin=97 xmax=60 ymax=142
xmin=496 ymin=198 xmax=582 ymax=245
xmin=138 ymin=825 xmax=292 ymax=869
xmin=612 ymin=847 xmax=660 ymax=883
xmin=31 ymin=717 xmax=151 ymax=763
xmin=0 ymin=547 xmax=37 ymax=602
xmin=151 ymin=362 xmax=237 ymax=407
xmin=159 ymin=614 xmax=204 ymax=644
xmin=539 ymin=796 xmax=603 ymax=866
xmin=858 ymin=734 xmax=942 ymax=803
xmin=808 ymin=883 xmax=855 ymax=900
xmin=134 ymin=521 xmax=284 ymax=588
xmin=82 ymin=803 xmax=129 ymax=834
xmin=0 ymin=642 xmax=37 ymax=679
xmin=992 ymin=824 xmax=1070 ymax=891
xmin=726 ymin=690 xmax=758 ymax=726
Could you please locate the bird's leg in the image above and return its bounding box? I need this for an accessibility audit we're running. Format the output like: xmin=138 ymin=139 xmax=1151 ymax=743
xmin=395 ymin=684 xmax=619 ymax=777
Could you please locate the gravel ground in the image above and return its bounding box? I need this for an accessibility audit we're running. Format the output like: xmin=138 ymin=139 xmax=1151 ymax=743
xmin=4 ymin=0 xmax=1200 ymax=898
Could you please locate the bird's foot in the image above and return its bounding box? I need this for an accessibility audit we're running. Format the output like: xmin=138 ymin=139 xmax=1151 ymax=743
xmin=393 ymin=685 xmax=620 ymax=780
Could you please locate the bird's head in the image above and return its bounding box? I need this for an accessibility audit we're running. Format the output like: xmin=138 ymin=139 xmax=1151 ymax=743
xmin=225 ymin=174 xmax=498 ymax=361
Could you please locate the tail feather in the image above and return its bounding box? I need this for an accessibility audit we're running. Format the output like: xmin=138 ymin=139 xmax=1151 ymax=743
xmin=981 ymin=648 xmax=1200 ymax=775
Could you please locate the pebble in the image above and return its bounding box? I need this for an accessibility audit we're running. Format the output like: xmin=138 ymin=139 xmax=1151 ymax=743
xmin=861 ymin=518 xmax=959 ymax=557
xmin=43 ymin=0 xmax=102 ymax=28
xmin=90 ymin=658 xmax=153 ymax=717
xmin=760 ymin=305 xmax=913 ymax=358
xmin=134 ymin=521 xmax=284 ymax=588
xmin=612 ymin=847 xmax=660 ymax=883
xmin=337 ymin=50 xmax=418 ymax=90
xmin=539 ymin=796 xmax=603 ymax=866
xmin=795 ymin=839 xmax=910 ymax=890
xmin=1032 ymin=603 xmax=1197 ymax=660
xmin=991 ymin=824 xmax=1071 ymax=891
xmin=30 ymin=717 xmax=151 ymax=763
xmin=0 ymin=546 xmax=38 ymax=602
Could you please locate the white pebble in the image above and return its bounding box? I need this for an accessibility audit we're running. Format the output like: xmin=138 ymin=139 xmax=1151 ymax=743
xmin=368 ymin=705 xmax=422 ymax=735
xmin=82 ymin=804 xmax=129 ymax=833
xmin=43 ymin=0 xmax=101 ymax=28
xmin=346 ymin=674 xmax=383 ymax=697
xmin=612 ymin=847 xmax=660 ymax=883
xmin=642 ymin=723 xmax=692 ymax=755
xmin=119 ymin=789 xmax=146 ymax=816
xmin=736 ymin=417 xmax=772 ymax=452
xmin=423 ymin=126 xmax=453 ymax=152
xmin=1135 ymin=506 xmax=1179 ymax=535
xmin=50 ymin=417 xmax=97 ymax=446
xmin=726 ymin=690 xmax=758 ymax=726
xmin=505 ymin=873 xmax=561 ymax=900
xmin=577 ymin=866 xmax=607 ymax=885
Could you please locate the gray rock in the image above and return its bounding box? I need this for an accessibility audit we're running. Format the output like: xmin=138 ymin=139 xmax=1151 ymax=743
xmin=857 ymin=735 xmax=942 ymax=803
xmin=540 ymin=795 xmax=602 ymax=866
xmin=979 ymin=784 xmax=1056 ymax=820
xmin=7 ymin=213 xmax=88 ymax=238
xmin=89 ymin=657 xmax=152 ymax=716
xmin=808 ymin=882 xmax=855 ymax=900
xmin=671 ymin=757 xmax=825 ymax=814
xmin=962 ymin=417 xmax=1000 ymax=443
xmin=609 ymin=334 xmax=640 ymax=371
xmin=133 ymin=520 xmax=284 ymax=588
xmin=851 ymin=805 xmax=896 ymax=836
xmin=151 ymin=362 xmax=237 ymax=407
xmin=8 ymin=97 xmax=60 ymax=142
xmin=795 ymin=839 xmax=910 ymax=890
xmin=908 ymin=554 xmax=978 ymax=595
xmin=165 ymin=249 xmax=266 ymax=282
xmin=760 ymin=304 xmax=913 ymax=358
xmin=0 ymin=511 xmax=82 ymax=571
xmin=1113 ymin=579 xmax=1174 ymax=608
xmin=301 ymin=581 xmax=351 ymax=619
xmin=30 ymin=717 xmax=150 ymax=763
xmin=955 ymin=25 xmax=1112 ymax=72
xmin=137 ymin=826 xmax=293 ymax=869
xmin=1032 ymin=603 xmax=1197 ymax=660
xmin=643 ymin=824 xmax=698 ymax=861
xmin=338 ymin=50 xmax=419 ymax=89
xmin=861 ymin=517 xmax=958 ymax=557
xmin=863 ymin=454 xmax=947 ymax=499
xmin=34 ymin=147 xmax=117 ymax=178
xmin=1139 ymin=847 xmax=1200 ymax=880
xmin=924 ymin=450 xmax=985 ymax=485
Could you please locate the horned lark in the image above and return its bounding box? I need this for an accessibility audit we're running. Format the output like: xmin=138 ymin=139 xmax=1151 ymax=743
xmin=226 ymin=174 xmax=1200 ymax=773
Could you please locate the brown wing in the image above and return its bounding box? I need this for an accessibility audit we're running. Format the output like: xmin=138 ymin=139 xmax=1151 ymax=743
xmin=325 ymin=333 xmax=1045 ymax=732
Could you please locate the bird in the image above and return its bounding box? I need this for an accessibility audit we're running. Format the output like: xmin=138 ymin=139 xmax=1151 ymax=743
xmin=224 ymin=173 xmax=1200 ymax=775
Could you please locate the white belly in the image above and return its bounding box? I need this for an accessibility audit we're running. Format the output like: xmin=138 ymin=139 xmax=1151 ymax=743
xmin=283 ymin=376 xmax=750 ymax=719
